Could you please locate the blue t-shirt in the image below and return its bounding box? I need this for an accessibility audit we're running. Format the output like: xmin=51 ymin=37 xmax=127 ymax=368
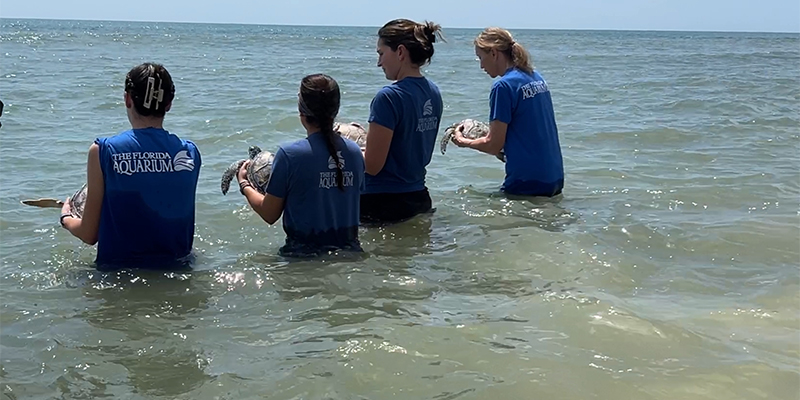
xmin=265 ymin=132 xmax=364 ymax=257
xmin=366 ymin=76 xmax=443 ymax=194
xmin=95 ymin=128 xmax=201 ymax=268
xmin=490 ymin=68 xmax=564 ymax=196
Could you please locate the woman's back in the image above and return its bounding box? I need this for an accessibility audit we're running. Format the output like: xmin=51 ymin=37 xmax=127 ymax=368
xmin=493 ymin=69 xmax=563 ymax=190
xmin=266 ymin=133 xmax=364 ymax=256
xmin=366 ymin=76 xmax=443 ymax=193
xmin=96 ymin=127 xmax=201 ymax=266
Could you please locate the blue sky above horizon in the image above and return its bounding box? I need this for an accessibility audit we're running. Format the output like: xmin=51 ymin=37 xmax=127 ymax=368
xmin=2 ymin=0 xmax=799 ymax=33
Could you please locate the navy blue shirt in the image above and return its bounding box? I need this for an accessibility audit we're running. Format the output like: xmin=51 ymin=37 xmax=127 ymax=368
xmin=366 ymin=76 xmax=443 ymax=194
xmin=266 ymin=132 xmax=364 ymax=257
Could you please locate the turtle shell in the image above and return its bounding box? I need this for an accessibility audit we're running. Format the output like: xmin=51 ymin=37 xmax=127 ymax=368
xmin=335 ymin=122 xmax=368 ymax=148
xmin=69 ymin=183 xmax=88 ymax=219
xmin=245 ymin=150 xmax=275 ymax=192
xmin=440 ymin=119 xmax=505 ymax=162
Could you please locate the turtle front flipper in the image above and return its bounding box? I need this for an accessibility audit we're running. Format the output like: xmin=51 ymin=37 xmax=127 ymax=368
xmin=440 ymin=124 xmax=457 ymax=155
xmin=21 ymin=198 xmax=64 ymax=208
xmin=220 ymin=159 xmax=247 ymax=195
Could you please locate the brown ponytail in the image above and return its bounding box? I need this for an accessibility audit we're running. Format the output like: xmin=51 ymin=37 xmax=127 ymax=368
xmin=378 ymin=19 xmax=446 ymax=66
xmin=299 ymin=74 xmax=345 ymax=191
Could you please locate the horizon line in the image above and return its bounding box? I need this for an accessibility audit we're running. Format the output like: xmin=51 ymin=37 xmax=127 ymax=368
xmin=2 ymin=16 xmax=799 ymax=35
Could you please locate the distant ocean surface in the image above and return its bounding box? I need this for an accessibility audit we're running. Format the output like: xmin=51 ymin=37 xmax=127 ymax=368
xmin=1 ymin=19 xmax=798 ymax=399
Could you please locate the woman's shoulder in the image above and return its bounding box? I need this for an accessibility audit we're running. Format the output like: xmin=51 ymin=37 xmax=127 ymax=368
xmin=277 ymin=137 xmax=311 ymax=154
xmin=417 ymin=75 xmax=440 ymax=88
xmin=180 ymin=137 xmax=200 ymax=151
xmin=341 ymin=136 xmax=364 ymax=154
xmin=491 ymin=75 xmax=514 ymax=91
xmin=340 ymin=139 xmax=365 ymax=171
xmin=423 ymin=77 xmax=442 ymax=99
xmin=374 ymin=83 xmax=402 ymax=99
xmin=494 ymin=68 xmax=539 ymax=89
xmin=93 ymin=129 xmax=133 ymax=149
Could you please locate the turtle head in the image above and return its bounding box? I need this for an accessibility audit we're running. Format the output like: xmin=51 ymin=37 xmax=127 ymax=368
xmin=247 ymin=145 xmax=262 ymax=159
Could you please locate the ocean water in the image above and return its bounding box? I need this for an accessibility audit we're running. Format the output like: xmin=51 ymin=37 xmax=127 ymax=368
xmin=0 ymin=19 xmax=798 ymax=399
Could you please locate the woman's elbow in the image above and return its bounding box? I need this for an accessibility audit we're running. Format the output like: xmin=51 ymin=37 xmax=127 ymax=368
xmin=81 ymin=234 xmax=98 ymax=246
xmin=365 ymin=166 xmax=380 ymax=176
xmin=365 ymin=160 xmax=384 ymax=176
xmin=481 ymin=141 xmax=502 ymax=156
xmin=485 ymin=137 xmax=505 ymax=156
xmin=260 ymin=209 xmax=281 ymax=225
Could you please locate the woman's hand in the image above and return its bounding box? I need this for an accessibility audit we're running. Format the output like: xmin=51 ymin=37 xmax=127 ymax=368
xmin=452 ymin=124 xmax=473 ymax=148
xmin=60 ymin=196 xmax=72 ymax=217
xmin=237 ymin=160 xmax=251 ymax=183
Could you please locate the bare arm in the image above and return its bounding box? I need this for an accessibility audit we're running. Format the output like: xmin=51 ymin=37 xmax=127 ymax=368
xmin=238 ymin=161 xmax=284 ymax=225
xmin=61 ymin=143 xmax=103 ymax=245
xmin=363 ymin=122 xmax=393 ymax=176
xmin=454 ymin=120 xmax=508 ymax=156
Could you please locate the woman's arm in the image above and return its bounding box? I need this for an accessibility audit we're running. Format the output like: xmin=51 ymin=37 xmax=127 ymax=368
xmin=453 ymin=120 xmax=507 ymax=156
xmin=363 ymin=122 xmax=394 ymax=175
xmin=61 ymin=143 xmax=103 ymax=245
xmin=238 ymin=161 xmax=285 ymax=225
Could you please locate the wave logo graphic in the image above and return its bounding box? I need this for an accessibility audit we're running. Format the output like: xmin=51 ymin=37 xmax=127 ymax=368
xmin=327 ymin=151 xmax=344 ymax=169
xmin=173 ymin=150 xmax=195 ymax=172
xmin=422 ymin=99 xmax=433 ymax=116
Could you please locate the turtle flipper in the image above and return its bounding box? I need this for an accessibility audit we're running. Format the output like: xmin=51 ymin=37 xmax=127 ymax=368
xmin=441 ymin=124 xmax=457 ymax=155
xmin=21 ymin=198 xmax=64 ymax=208
xmin=221 ymin=159 xmax=247 ymax=195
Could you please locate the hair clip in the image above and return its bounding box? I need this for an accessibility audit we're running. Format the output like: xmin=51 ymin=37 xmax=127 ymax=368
xmin=143 ymin=76 xmax=164 ymax=110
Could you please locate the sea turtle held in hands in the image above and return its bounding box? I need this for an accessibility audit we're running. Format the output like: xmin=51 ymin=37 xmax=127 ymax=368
xmin=334 ymin=121 xmax=367 ymax=148
xmin=220 ymin=145 xmax=275 ymax=195
xmin=441 ymin=118 xmax=506 ymax=162
xmin=21 ymin=183 xmax=88 ymax=218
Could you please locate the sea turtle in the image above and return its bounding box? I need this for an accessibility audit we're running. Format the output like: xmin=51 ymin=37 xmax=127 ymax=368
xmin=21 ymin=183 xmax=88 ymax=218
xmin=334 ymin=121 xmax=367 ymax=148
xmin=441 ymin=118 xmax=506 ymax=162
xmin=220 ymin=145 xmax=275 ymax=195
xmin=219 ymin=124 xmax=365 ymax=196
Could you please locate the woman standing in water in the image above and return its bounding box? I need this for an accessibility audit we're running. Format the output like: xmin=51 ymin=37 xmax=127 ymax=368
xmin=237 ymin=74 xmax=365 ymax=257
xmin=453 ymin=27 xmax=564 ymax=197
xmin=360 ymin=18 xmax=445 ymax=224
xmin=61 ymin=63 xmax=202 ymax=270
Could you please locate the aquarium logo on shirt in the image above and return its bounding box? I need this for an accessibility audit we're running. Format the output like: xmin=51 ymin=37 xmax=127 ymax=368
xmin=417 ymin=98 xmax=438 ymax=132
xmin=521 ymin=80 xmax=549 ymax=100
xmin=319 ymin=170 xmax=355 ymax=189
xmin=111 ymin=150 xmax=195 ymax=175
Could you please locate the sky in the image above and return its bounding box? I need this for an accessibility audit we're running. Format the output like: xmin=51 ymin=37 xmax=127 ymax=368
xmin=2 ymin=0 xmax=799 ymax=33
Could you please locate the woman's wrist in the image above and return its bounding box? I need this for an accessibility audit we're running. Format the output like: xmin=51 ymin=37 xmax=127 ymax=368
xmin=239 ymin=180 xmax=253 ymax=195
xmin=60 ymin=213 xmax=74 ymax=229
